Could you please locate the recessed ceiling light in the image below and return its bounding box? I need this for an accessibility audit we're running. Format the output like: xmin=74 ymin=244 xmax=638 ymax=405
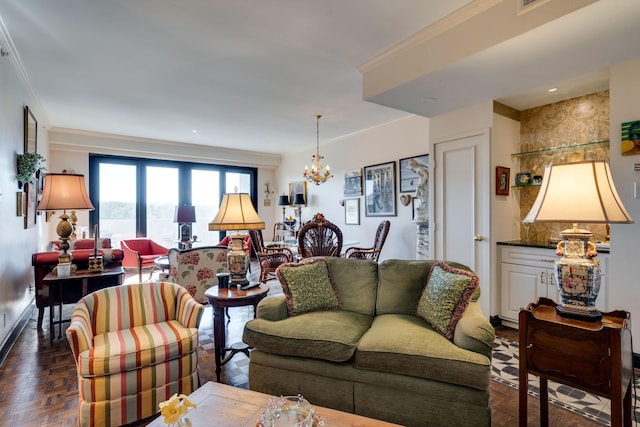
xmin=192 ymin=129 xmax=198 ymax=134
xmin=548 ymin=87 xmax=558 ymax=92
xmin=423 ymin=97 xmax=437 ymax=102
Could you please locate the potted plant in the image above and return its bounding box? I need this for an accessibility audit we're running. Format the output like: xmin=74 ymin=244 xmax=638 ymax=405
xmin=17 ymin=152 xmax=46 ymax=188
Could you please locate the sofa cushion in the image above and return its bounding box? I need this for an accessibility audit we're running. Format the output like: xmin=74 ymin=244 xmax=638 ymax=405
xmin=354 ymin=314 xmax=490 ymax=390
xmin=416 ymin=262 xmax=479 ymax=339
xmin=77 ymin=320 xmax=199 ymax=377
xmin=277 ymin=258 xmax=342 ymax=316
xmin=243 ymin=310 xmax=373 ymax=362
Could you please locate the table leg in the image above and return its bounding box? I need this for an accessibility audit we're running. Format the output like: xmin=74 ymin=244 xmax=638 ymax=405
xmin=540 ymin=378 xmax=549 ymax=427
xmin=49 ymin=282 xmax=55 ymax=345
xmin=213 ymin=305 xmax=225 ymax=382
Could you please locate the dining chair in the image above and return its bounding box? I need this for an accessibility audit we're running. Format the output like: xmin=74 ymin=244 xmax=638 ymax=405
xmin=297 ymin=213 xmax=343 ymax=258
xmin=248 ymin=229 xmax=295 ymax=283
xmin=344 ymin=220 xmax=390 ymax=262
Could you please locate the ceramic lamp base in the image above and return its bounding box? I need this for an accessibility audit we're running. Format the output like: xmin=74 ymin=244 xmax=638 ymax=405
xmin=555 ymin=227 xmax=602 ymax=322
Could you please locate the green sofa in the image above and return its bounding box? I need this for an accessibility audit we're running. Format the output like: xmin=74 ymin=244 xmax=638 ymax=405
xmin=242 ymin=258 xmax=495 ymax=427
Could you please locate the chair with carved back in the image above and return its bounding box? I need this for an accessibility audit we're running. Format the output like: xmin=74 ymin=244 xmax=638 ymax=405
xmin=297 ymin=213 xmax=343 ymax=258
xmin=344 ymin=220 xmax=390 ymax=262
xmin=248 ymin=229 xmax=295 ymax=283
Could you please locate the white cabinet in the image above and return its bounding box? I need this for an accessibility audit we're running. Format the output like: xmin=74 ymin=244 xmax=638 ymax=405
xmin=498 ymin=244 xmax=609 ymax=325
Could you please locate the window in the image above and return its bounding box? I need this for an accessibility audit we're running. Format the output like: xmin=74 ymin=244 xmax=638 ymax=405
xmin=89 ymin=155 xmax=257 ymax=247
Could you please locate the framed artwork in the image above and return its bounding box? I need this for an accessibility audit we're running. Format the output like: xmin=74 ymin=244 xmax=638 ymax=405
xmin=496 ymin=166 xmax=510 ymax=195
xmin=399 ymin=154 xmax=428 ymax=193
xmin=344 ymin=198 xmax=360 ymax=225
xmin=24 ymin=181 xmax=37 ymax=228
xmin=288 ymin=181 xmax=307 ymax=206
xmin=364 ymin=161 xmax=397 ymax=217
xmin=343 ymin=169 xmax=363 ymax=197
xmin=24 ymin=106 xmax=37 ymax=154
xmin=621 ymin=120 xmax=640 ymax=156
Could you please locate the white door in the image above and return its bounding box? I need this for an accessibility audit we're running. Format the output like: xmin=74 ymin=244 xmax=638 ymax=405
xmin=434 ymin=130 xmax=490 ymax=314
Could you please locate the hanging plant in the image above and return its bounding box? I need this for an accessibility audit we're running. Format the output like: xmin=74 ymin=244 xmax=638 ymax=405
xmin=17 ymin=152 xmax=46 ymax=186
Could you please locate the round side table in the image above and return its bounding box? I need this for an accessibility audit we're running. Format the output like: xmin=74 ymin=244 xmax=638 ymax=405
xmin=204 ymin=284 xmax=269 ymax=382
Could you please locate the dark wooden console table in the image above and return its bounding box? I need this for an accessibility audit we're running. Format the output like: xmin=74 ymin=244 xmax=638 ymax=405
xmin=518 ymin=297 xmax=632 ymax=426
xmin=43 ymin=266 xmax=124 ymax=345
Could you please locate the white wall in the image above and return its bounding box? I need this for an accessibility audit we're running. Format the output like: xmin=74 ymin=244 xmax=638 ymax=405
xmin=277 ymin=115 xmax=429 ymax=261
xmin=609 ymin=58 xmax=640 ymax=345
xmin=0 ymin=44 xmax=49 ymax=346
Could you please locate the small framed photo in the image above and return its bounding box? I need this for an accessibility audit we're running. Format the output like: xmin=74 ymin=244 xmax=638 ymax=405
xmin=515 ymin=172 xmax=531 ymax=187
xmin=399 ymin=154 xmax=428 ymax=193
xmin=364 ymin=161 xmax=397 ymax=217
xmin=344 ymin=198 xmax=360 ymax=225
xmin=496 ymin=166 xmax=510 ymax=195
xmin=343 ymin=169 xmax=363 ymax=197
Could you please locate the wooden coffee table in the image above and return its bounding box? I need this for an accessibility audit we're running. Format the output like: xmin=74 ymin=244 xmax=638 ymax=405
xmin=145 ymin=381 xmax=400 ymax=426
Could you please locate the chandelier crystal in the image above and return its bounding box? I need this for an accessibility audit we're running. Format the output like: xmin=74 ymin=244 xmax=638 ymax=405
xmin=303 ymin=114 xmax=333 ymax=185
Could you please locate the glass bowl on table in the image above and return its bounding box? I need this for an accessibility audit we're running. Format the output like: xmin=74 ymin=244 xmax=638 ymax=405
xmin=257 ymin=395 xmax=324 ymax=427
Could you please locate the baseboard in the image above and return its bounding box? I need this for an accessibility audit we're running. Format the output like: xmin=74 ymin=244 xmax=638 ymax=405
xmin=0 ymin=302 xmax=35 ymax=369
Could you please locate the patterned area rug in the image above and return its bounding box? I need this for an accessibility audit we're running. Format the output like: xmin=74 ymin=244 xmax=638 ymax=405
xmin=492 ymin=336 xmax=640 ymax=426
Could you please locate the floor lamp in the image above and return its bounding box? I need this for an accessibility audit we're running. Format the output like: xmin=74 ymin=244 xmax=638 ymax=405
xmin=523 ymin=161 xmax=632 ymax=320
xmin=209 ymin=193 xmax=265 ymax=286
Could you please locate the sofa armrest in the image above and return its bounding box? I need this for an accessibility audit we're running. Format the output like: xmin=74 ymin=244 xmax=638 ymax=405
xmin=66 ymin=300 xmax=94 ymax=362
xmin=453 ymin=302 xmax=495 ymax=359
xmin=256 ymin=295 xmax=289 ymax=321
xmin=175 ymin=285 xmax=205 ymax=328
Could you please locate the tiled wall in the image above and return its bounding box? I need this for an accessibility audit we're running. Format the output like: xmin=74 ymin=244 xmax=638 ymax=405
xmin=517 ymin=90 xmax=610 ymax=243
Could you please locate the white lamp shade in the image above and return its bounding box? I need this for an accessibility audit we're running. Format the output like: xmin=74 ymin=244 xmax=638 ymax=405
xmin=523 ymin=161 xmax=632 ymax=224
xmin=208 ymin=193 xmax=265 ymax=231
xmin=37 ymin=173 xmax=95 ymax=211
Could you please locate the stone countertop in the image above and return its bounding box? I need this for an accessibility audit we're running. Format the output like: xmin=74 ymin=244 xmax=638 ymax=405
xmin=498 ymin=239 xmax=610 ymax=254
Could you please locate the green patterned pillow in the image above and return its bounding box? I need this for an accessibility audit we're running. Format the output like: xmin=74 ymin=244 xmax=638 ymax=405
xmin=276 ymin=258 xmax=342 ymax=316
xmin=416 ymin=262 xmax=479 ymax=339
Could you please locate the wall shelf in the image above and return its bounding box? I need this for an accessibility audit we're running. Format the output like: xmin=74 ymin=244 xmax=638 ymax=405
xmin=511 ymin=140 xmax=609 ymax=158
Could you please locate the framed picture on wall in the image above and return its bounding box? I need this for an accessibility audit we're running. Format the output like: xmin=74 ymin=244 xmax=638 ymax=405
xmin=496 ymin=166 xmax=510 ymax=195
xmin=344 ymin=198 xmax=360 ymax=225
xmin=399 ymin=154 xmax=428 ymax=193
xmin=364 ymin=161 xmax=397 ymax=217
xmin=24 ymin=106 xmax=37 ymax=154
xmin=343 ymin=169 xmax=363 ymax=197
xmin=288 ymin=181 xmax=307 ymax=206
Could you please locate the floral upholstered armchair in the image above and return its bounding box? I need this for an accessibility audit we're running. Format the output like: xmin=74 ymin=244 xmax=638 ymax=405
xmin=167 ymin=245 xmax=229 ymax=304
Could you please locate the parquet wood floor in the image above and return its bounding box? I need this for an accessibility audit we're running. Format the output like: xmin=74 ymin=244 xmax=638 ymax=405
xmin=0 ymin=265 xmax=609 ymax=426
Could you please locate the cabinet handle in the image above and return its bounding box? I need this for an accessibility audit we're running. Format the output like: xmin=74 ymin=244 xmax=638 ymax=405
xmin=540 ymin=272 xmax=545 ymax=283
xmin=526 ymin=344 xmax=534 ymax=349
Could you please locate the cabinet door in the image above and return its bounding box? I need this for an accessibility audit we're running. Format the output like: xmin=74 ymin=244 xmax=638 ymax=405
xmin=545 ymin=267 xmax=559 ymax=303
xmin=500 ymin=263 xmax=546 ymax=322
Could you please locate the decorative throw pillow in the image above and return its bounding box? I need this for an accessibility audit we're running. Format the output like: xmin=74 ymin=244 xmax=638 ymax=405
xmin=416 ymin=262 xmax=480 ymax=340
xmin=276 ymin=258 xmax=342 ymax=316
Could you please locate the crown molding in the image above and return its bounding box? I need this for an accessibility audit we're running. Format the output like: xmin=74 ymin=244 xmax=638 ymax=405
xmin=358 ymin=0 xmax=502 ymax=73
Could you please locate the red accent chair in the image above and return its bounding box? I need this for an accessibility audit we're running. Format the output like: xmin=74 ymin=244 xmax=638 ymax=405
xmin=120 ymin=238 xmax=169 ymax=282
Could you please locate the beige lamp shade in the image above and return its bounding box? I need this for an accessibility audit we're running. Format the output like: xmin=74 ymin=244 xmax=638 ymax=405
xmin=37 ymin=173 xmax=95 ymax=211
xmin=208 ymin=193 xmax=265 ymax=231
xmin=523 ymin=161 xmax=632 ymax=224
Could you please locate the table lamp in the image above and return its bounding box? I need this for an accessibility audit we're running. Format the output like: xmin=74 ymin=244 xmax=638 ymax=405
xmin=209 ymin=193 xmax=265 ymax=286
xmin=292 ymin=193 xmax=306 ymax=232
xmin=37 ymin=173 xmax=95 ymax=265
xmin=278 ymin=193 xmax=290 ymax=223
xmin=523 ymin=161 xmax=632 ymax=320
xmin=174 ymin=204 xmax=196 ymax=248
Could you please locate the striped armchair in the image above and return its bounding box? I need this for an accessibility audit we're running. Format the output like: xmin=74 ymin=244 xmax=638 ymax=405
xmin=66 ymin=282 xmax=205 ymax=427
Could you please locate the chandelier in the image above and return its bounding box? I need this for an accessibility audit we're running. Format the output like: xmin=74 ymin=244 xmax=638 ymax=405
xmin=303 ymin=114 xmax=333 ymax=185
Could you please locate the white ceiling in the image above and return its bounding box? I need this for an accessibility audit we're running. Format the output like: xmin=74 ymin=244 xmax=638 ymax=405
xmin=0 ymin=0 xmax=638 ymax=155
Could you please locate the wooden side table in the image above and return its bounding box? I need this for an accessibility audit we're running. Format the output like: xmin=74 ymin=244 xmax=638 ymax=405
xmin=204 ymin=284 xmax=269 ymax=382
xmin=519 ymin=297 xmax=632 ymax=427
xmin=43 ymin=266 xmax=125 ymax=345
